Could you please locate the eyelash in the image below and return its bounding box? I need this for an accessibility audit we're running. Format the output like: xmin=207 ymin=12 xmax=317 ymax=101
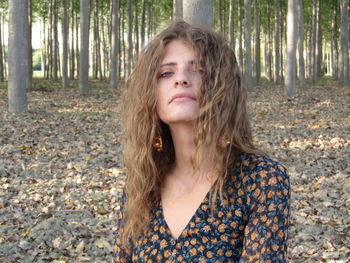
xmin=159 ymin=69 xmax=204 ymax=79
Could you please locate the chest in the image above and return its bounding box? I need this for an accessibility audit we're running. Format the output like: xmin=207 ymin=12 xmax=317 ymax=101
xmin=131 ymin=193 xmax=248 ymax=263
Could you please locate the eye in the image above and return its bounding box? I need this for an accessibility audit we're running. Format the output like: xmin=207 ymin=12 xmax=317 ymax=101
xmin=159 ymin=71 xmax=173 ymax=78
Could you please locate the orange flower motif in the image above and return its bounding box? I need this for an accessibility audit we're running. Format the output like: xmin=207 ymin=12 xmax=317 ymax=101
xmin=252 ymin=242 xmax=259 ymax=249
xmin=278 ymin=229 xmax=284 ymax=238
xmin=160 ymin=239 xmax=168 ymax=248
xmin=250 ymin=231 xmax=258 ymax=240
xmin=218 ymin=223 xmax=226 ymax=232
xmin=160 ymin=226 xmax=166 ymax=234
xmin=206 ymin=251 xmax=213 ymax=258
xmin=151 ymin=248 xmax=157 ymax=255
xmin=164 ymin=249 xmax=171 ymax=257
xmin=202 ymin=236 xmax=209 ymax=243
xmin=203 ymin=225 xmax=210 ymax=232
xmin=156 ymin=255 xmax=163 ymax=261
xmin=260 ymin=170 xmax=268 ymax=178
xmin=190 ymin=247 xmax=197 ymax=256
xmin=217 ymin=249 xmax=223 ymax=255
xmin=268 ymin=203 xmax=275 ymax=212
xmin=151 ymin=234 xmax=159 ymax=242
xmin=254 ymin=188 xmax=261 ymax=197
xmin=199 ymin=245 xmax=205 ymax=251
xmin=272 ymin=224 xmax=279 ymax=232
xmin=235 ymin=209 xmax=242 ymax=217
xmin=190 ymin=239 xmax=197 ymax=245
xmin=272 ymin=244 xmax=279 ymax=251
xmin=268 ymin=177 xmax=277 ymax=186
xmin=220 ymin=234 xmax=228 ymax=242
xmin=224 ymin=250 xmax=233 ymax=257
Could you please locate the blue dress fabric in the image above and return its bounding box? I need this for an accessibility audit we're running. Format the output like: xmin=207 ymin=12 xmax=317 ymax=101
xmin=112 ymin=153 xmax=290 ymax=263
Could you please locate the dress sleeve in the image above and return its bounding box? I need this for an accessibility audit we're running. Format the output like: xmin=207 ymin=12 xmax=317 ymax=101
xmin=240 ymin=162 xmax=290 ymax=263
xmin=112 ymin=190 xmax=133 ymax=263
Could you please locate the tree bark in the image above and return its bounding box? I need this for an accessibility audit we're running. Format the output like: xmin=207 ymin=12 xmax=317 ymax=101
xmin=62 ymin=0 xmax=68 ymax=88
xmin=244 ymin=0 xmax=252 ymax=90
xmin=340 ymin=0 xmax=350 ymax=85
xmin=141 ymin=0 xmax=146 ymax=48
xmin=331 ymin=1 xmax=339 ymax=79
xmin=238 ymin=0 xmax=243 ymax=72
xmin=274 ymin=0 xmax=280 ymax=83
xmin=134 ymin=0 xmax=139 ymax=58
xmin=8 ymin=0 xmax=28 ymax=112
xmin=0 ymin=12 xmax=4 ymax=82
xmin=183 ymin=0 xmax=213 ymax=29
xmin=53 ymin=0 xmax=58 ymax=81
xmin=70 ymin=0 xmax=75 ymax=80
xmin=311 ymin=0 xmax=317 ymax=84
xmin=228 ymin=0 xmax=235 ymax=52
xmin=285 ymin=0 xmax=297 ymax=98
xmin=254 ymin=0 xmax=260 ymax=84
xmin=173 ymin=0 xmax=183 ymax=21
xmin=315 ymin=0 xmax=322 ymax=79
xmin=298 ymin=0 xmax=305 ymax=89
xmin=79 ymin=0 xmax=90 ymax=95
xmin=110 ymin=0 xmax=120 ymax=89
xmin=127 ymin=0 xmax=133 ymax=77
xmin=27 ymin=0 xmax=32 ymax=90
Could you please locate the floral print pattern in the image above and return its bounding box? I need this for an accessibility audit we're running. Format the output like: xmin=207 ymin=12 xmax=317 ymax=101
xmin=113 ymin=153 xmax=290 ymax=262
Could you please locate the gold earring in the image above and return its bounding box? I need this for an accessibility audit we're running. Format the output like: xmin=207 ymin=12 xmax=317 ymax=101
xmin=153 ymin=135 xmax=163 ymax=152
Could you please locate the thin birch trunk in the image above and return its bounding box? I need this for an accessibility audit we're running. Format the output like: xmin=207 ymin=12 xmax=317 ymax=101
xmin=79 ymin=0 xmax=90 ymax=95
xmin=244 ymin=0 xmax=252 ymax=90
xmin=285 ymin=0 xmax=297 ymax=98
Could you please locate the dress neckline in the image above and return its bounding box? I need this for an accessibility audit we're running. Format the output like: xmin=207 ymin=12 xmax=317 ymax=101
xmin=158 ymin=177 xmax=218 ymax=242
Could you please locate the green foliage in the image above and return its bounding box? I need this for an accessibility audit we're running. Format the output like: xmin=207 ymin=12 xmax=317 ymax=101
xmin=33 ymin=50 xmax=42 ymax=71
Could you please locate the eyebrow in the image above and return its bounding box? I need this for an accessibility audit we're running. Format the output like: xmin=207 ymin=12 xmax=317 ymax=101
xmin=160 ymin=60 xmax=194 ymax=68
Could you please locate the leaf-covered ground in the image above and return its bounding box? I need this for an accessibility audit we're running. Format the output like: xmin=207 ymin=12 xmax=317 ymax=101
xmin=0 ymin=79 xmax=349 ymax=263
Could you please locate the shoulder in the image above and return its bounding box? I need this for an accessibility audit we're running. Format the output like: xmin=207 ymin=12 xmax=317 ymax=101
xmin=228 ymin=153 xmax=289 ymax=195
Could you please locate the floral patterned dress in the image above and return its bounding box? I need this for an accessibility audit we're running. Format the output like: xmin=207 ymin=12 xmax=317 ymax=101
xmin=112 ymin=153 xmax=290 ymax=263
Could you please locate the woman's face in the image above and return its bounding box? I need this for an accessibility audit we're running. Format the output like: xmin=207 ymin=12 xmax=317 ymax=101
xmin=156 ymin=40 xmax=202 ymax=125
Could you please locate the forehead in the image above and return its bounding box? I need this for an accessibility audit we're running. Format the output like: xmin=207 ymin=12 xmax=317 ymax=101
xmin=161 ymin=40 xmax=195 ymax=63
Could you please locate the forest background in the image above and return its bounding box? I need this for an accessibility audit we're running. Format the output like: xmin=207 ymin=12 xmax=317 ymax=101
xmin=0 ymin=0 xmax=349 ymax=262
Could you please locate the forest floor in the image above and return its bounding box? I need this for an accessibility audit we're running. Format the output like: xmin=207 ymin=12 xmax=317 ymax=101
xmin=0 ymin=78 xmax=349 ymax=263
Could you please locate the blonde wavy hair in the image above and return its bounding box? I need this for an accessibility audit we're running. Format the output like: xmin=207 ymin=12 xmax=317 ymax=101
xmin=120 ymin=21 xmax=261 ymax=247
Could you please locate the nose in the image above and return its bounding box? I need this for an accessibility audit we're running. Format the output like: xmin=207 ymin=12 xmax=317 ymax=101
xmin=174 ymin=69 xmax=191 ymax=87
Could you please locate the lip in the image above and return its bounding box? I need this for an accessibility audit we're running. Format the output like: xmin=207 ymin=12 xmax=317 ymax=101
xmin=169 ymin=93 xmax=196 ymax=104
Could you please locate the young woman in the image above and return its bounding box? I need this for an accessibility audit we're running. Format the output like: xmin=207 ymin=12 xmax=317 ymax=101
xmin=113 ymin=21 xmax=290 ymax=263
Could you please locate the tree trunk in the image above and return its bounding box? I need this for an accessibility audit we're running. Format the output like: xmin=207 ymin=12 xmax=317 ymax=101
xmin=311 ymin=0 xmax=317 ymax=84
xmin=27 ymin=0 xmax=32 ymax=90
xmin=238 ymin=0 xmax=243 ymax=71
xmin=298 ymin=0 xmax=305 ymax=89
xmin=53 ymin=0 xmax=58 ymax=81
xmin=173 ymin=0 xmax=183 ymax=21
xmin=228 ymin=0 xmax=235 ymax=52
xmin=340 ymin=0 xmax=350 ymax=85
xmin=141 ymin=0 xmax=146 ymax=48
xmin=254 ymin=0 xmax=260 ymax=84
xmin=244 ymin=0 xmax=252 ymax=90
xmin=274 ymin=0 xmax=280 ymax=83
xmin=127 ymin=0 xmax=133 ymax=77
xmin=218 ymin=0 xmax=223 ymax=32
xmin=76 ymin=6 xmax=79 ymax=78
xmin=285 ymin=0 xmax=297 ymax=98
xmin=79 ymin=0 xmax=90 ymax=95
xmin=134 ymin=0 xmax=139 ymax=58
xmin=315 ymin=0 xmax=322 ymax=79
xmin=110 ymin=0 xmax=120 ymax=89
xmin=70 ymin=0 xmax=75 ymax=80
xmin=8 ymin=0 xmax=28 ymax=112
xmin=183 ymin=0 xmax=213 ymax=28
xmin=0 ymin=12 xmax=4 ymax=82
xmin=62 ymin=0 xmax=68 ymax=88
xmin=331 ymin=1 xmax=339 ymax=79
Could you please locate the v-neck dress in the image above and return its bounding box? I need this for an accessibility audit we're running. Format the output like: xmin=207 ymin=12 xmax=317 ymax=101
xmin=112 ymin=153 xmax=290 ymax=263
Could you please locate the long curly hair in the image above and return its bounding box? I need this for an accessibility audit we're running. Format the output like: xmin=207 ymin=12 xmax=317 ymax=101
xmin=120 ymin=21 xmax=262 ymax=247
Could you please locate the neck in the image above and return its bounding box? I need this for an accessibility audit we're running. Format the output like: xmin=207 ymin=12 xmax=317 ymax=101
xmin=167 ymin=123 xmax=218 ymax=186
xmin=169 ymin=123 xmax=195 ymax=175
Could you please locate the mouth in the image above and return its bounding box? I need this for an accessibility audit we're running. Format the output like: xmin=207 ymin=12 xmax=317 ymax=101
xmin=169 ymin=93 xmax=196 ymax=103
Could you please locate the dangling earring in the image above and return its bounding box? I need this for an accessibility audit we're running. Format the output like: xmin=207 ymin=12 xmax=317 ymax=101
xmin=220 ymin=136 xmax=231 ymax=147
xmin=153 ymin=135 xmax=163 ymax=152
